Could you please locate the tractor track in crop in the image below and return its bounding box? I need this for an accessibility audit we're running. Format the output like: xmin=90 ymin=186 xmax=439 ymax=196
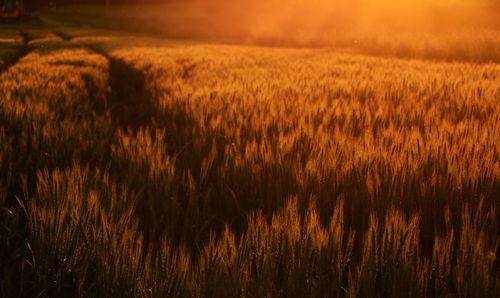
xmin=52 ymin=31 xmax=73 ymax=41
xmin=0 ymin=32 xmax=31 ymax=74
xmin=105 ymin=53 xmax=157 ymax=130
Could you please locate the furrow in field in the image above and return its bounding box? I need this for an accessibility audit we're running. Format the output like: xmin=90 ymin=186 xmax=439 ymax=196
xmin=106 ymin=55 xmax=157 ymax=129
xmin=52 ymin=30 xmax=73 ymax=41
xmin=0 ymin=30 xmax=66 ymax=73
xmin=0 ymin=32 xmax=28 ymax=72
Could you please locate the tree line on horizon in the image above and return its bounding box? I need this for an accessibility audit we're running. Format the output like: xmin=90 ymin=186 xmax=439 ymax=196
xmin=7 ymin=0 xmax=500 ymax=12
xmin=2 ymin=0 xmax=183 ymax=13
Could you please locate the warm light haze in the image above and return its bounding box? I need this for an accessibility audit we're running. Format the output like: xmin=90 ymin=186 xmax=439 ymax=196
xmin=202 ymin=0 xmax=500 ymax=44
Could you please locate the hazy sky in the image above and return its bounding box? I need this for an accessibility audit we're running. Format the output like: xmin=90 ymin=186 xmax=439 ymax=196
xmin=204 ymin=0 xmax=499 ymax=33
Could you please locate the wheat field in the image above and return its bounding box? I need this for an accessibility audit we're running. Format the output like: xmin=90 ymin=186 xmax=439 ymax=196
xmin=1 ymin=6 xmax=500 ymax=297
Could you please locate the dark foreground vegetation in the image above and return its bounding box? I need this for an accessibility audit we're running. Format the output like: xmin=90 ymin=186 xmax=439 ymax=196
xmin=1 ymin=6 xmax=500 ymax=298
